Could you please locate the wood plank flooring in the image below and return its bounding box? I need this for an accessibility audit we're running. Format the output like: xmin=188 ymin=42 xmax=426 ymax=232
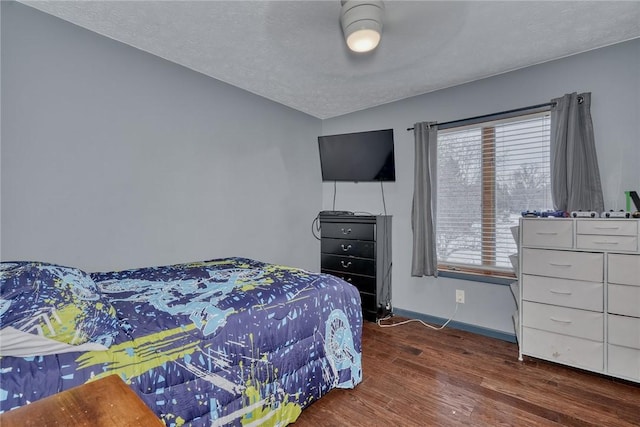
xmin=295 ymin=317 xmax=640 ymax=426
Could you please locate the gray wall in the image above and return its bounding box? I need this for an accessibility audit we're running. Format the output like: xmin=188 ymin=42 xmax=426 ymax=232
xmin=321 ymin=38 xmax=640 ymax=335
xmin=1 ymin=2 xmax=322 ymax=272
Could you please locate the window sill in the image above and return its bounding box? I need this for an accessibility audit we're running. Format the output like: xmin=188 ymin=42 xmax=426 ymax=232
xmin=438 ymin=269 xmax=515 ymax=286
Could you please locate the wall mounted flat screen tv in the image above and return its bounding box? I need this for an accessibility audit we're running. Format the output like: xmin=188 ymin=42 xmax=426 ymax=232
xmin=318 ymin=129 xmax=395 ymax=182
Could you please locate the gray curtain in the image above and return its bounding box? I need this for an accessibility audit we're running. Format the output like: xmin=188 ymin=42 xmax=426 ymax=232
xmin=550 ymin=92 xmax=604 ymax=212
xmin=411 ymin=122 xmax=438 ymax=277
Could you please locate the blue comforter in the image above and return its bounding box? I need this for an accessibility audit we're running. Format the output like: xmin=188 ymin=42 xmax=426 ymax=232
xmin=0 ymin=258 xmax=363 ymax=426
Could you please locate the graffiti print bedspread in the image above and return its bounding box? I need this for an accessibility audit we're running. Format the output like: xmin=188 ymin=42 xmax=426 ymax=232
xmin=0 ymin=258 xmax=363 ymax=426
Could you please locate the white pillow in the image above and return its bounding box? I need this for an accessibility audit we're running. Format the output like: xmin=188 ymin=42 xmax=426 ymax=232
xmin=0 ymin=326 xmax=108 ymax=357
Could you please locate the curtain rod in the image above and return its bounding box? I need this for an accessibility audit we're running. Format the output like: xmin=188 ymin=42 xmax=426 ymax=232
xmin=406 ymin=100 xmax=566 ymax=132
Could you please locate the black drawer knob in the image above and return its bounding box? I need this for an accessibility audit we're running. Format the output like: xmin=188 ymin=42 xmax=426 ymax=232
xmin=341 ymin=244 xmax=352 ymax=251
xmin=340 ymin=260 xmax=352 ymax=268
xmin=341 ymin=228 xmax=352 ymax=235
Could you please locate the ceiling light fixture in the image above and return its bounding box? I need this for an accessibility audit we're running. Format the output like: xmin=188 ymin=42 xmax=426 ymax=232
xmin=340 ymin=0 xmax=384 ymax=53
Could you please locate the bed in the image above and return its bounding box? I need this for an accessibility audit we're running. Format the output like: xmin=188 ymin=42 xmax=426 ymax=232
xmin=0 ymin=257 xmax=363 ymax=426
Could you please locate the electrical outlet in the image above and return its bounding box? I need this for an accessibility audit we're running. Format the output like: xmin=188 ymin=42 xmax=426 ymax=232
xmin=455 ymin=289 xmax=465 ymax=304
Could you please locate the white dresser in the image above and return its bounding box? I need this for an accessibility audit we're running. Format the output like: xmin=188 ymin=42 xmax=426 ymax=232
xmin=519 ymin=218 xmax=640 ymax=383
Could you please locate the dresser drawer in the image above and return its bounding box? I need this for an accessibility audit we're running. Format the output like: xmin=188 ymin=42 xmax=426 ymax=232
xmin=608 ymin=254 xmax=640 ymax=286
xmin=322 ymin=270 xmax=376 ymax=295
xmin=360 ymin=293 xmax=379 ymax=322
xmin=608 ymin=314 xmax=640 ymax=349
xmin=522 ymin=327 xmax=603 ymax=372
xmin=576 ymin=234 xmax=638 ymax=252
xmin=608 ymin=284 xmax=640 ymax=317
xmin=577 ymin=220 xmax=638 ymax=236
xmin=522 ymin=219 xmax=573 ymax=248
xmin=608 ymin=344 xmax=640 ymax=381
xmin=321 ymin=238 xmax=375 ymax=258
xmin=321 ymin=222 xmax=374 ymax=241
xmin=522 ymin=274 xmax=603 ymax=311
xmin=522 ymin=301 xmax=603 ymax=341
xmin=360 ymin=292 xmax=377 ymax=308
xmin=321 ymin=254 xmax=374 ymax=276
xmin=521 ymin=248 xmax=603 ymax=282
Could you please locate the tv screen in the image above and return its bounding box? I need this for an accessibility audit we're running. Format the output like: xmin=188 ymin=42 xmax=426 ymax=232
xmin=318 ymin=129 xmax=395 ymax=182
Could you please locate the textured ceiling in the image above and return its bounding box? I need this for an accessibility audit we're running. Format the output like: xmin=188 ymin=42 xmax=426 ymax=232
xmin=20 ymin=1 xmax=640 ymax=119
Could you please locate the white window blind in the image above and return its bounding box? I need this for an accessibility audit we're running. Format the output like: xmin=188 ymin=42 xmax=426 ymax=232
xmin=436 ymin=111 xmax=552 ymax=277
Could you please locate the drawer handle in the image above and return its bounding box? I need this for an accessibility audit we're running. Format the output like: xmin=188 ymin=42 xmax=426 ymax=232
xmin=536 ymin=232 xmax=558 ymax=235
xmin=341 ymin=261 xmax=352 ymax=268
xmin=341 ymin=228 xmax=352 ymax=235
xmin=593 ymin=241 xmax=618 ymax=245
xmin=549 ymin=263 xmax=572 ymax=268
xmin=341 ymin=244 xmax=352 ymax=251
xmin=341 ymin=276 xmax=352 ymax=283
xmin=550 ymin=289 xmax=572 ymax=295
xmin=594 ymin=226 xmax=620 ymax=230
xmin=550 ymin=317 xmax=572 ymax=324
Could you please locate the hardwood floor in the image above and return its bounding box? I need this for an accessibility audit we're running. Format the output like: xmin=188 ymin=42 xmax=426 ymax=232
xmin=295 ymin=317 xmax=640 ymax=426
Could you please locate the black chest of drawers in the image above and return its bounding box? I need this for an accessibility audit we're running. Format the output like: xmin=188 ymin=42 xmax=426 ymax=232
xmin=320 ymin=214 xmax=392 ymax=321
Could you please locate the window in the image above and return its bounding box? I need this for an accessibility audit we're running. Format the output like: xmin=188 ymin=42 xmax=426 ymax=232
xmin=436 ymin=111 xmax=552 ymax=278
